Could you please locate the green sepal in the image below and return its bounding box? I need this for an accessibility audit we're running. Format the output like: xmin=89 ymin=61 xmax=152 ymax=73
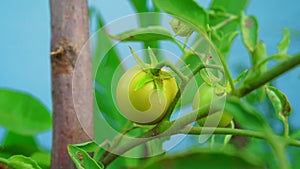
xmin=148 ymin=47 xmax=159 ymax=67
xmin=129 ymin=46 xmax=149 ymax=69
xmin=135 ymin=73 xmax=154 ymax=91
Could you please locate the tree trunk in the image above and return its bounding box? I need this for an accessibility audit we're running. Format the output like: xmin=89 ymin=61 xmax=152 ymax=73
xmin=50 ymin=0 xmax=93 ymax=168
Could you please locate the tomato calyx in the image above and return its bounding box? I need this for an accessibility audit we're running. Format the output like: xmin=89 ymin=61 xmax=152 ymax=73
xmin=134 ymin=68 xmax=174 ymax=105
xmin=135 ymin=68 xmax=173 ymax=90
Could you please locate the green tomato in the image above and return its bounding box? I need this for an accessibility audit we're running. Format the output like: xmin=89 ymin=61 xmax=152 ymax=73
xmin=116 ymin=65 xmax=178 ymax=124
xmin=192 ymin=83 xmax=232 ymax=127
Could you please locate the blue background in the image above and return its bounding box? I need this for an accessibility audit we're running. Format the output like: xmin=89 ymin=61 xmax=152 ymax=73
xmin=0 ymin=0 xmax=299 ymax=151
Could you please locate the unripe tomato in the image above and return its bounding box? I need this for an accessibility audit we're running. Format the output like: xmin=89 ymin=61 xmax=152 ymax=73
xmin=192 ymin=83 xmax=232 ymax=127
xmin=116 ymin=65 xmax=178 ymax=124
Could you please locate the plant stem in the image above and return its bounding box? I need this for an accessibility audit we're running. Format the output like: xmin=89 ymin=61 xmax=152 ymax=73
xmin=101 ymin=130 xmax=156 ymax=166
xmin=155 ymin=61 xmax=189 ymax=82
xmin=233 ymin=53 xmax=300 ymax=97
xmin=212 ymin=15 xmax=238 ymax=31
xmin=109 ymin=122 xmax=134 ymax=150
xmin=189 ymin=63 xmax=224 ymax=79
xmin=175 ymin=50 xmax=190 ymax=67
xmin=179 ymin=126 xmax=265 ymax=139
xmin=155 ymin=61 xmax=223 ymax=122
xmin=173 ymin=40 xmax=185 ymax=51
xmin=100 ymin=103 xmax=300 ymax=167
xmin=215 ymin=49 xmax=235 ymax=92
xmin=286 ymin=137 xmax=300 ymax=147
xmin=255 ymin=54 xmax=289 ymax=70
xmin=283 ymin=118 xmax=290 ymax=138
xmin=268 ymin=137 xmax=290 ymax=169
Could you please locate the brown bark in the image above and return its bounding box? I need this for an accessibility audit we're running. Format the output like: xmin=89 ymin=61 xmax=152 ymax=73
xmin=50 ymin=0 xmax=93 ymax=168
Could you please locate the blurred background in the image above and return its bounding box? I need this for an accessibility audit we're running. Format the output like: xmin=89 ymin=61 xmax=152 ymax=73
xmin=0 ymin=0 xmax=299 ymax=152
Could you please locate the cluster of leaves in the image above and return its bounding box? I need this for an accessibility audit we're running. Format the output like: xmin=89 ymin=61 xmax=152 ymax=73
xmin=0 ymin=89 xmax=52 ymax=168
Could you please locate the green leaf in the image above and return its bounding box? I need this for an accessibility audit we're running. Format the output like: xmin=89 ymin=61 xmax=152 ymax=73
xmin=209 ymin=0 xmax=248 ymax=57
xmin=245 ymin=139 xmax=275 ymax=168
xmin=278 ymin=28 xmax=290 ymax=54
xmin=291 ymin=130 xmax=300 ymax=140
xmin=142 ymin=148 xmax=265 ymax=169
xmin=1 ymin=131 xmax=39 ymax=156
xmin=0 ymin=155 xmax=42 ymax=169
xmin=129 ymin=1 xmax=161 ymax=63
xmin=240 ymin=13 xmax=259 ymax=52
xmin=153 ymin=0 xmax=208 ymax=32
xmin=252 ymin=41 xmax=267 ymax=66
xmin=225 ymin=97 xmax=270 ymax=131
xmin=290 ymin=147 xmax=300 ymax=169
xmin=218 ymin=31 xmax=239 ymax=56
xmin=169 ymin=18 xmax=194 ymax=37
xmin=243 ymin=42 xmax=267 ymax=97
xmin=30 ymin=152 xmax=50 ymax=169
xmin=72 ymin=141 xmax=100 ymax=153
xmin=71 ymin=141 xmax=104 ymax=162
xmin=94 ymin=87 xmax=127 ymax=133
xmin=233 ymin=69 xmax=248 ymax=84
xmin=265 ymin=86 xmax=292 ymax=121
xmin=110 ymin=26 xmax=174 ymax=42
xmin=209 ymin=0 xmax=248 ymax=33
xmin=251 ymin=41 xmax=267 ymax=101
xmin=176 ymin=52 xmax=204 ymax=107
xmin=210 ymin=0 xmax=249 ymax=15
xmin=108 ymin=156 xmax=142 ymax=169
xmin=68 ymin=145 xmax=104 ymax=169
xmin=129 ymin=0 xmax=160 ymax=26
xmin=129 ymin=0 xmax=147 ymax=13
xmin=92 ymin=11 xmax=127 ymax=132
xmin=270 ymin=53 xmax=291 ymax=61
xmin=0 ymin=89 xmax=52 ymax=135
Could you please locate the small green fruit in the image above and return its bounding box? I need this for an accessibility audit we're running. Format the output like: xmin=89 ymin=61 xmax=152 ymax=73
xmin=192 ymin=83 xmax=232 ymax=127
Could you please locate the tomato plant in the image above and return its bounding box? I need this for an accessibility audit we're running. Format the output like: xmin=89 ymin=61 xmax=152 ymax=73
xmin=74 ymin=0 xmax=300 ymax=168
xmin=1 ymin=0 xmax=300 ymax=169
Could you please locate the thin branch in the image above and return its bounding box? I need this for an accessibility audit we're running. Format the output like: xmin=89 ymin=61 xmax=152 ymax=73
xmin=233 ymin=53 xmax=300 ymax=97
xmin=212 ymin=15 xmax=238 ymax=31
xmin=217 ymin=50 xmax=235 ymax=93
xmin=100 ymin=102 xmax=300 ymax=167
xmin=155 ymin=60 xmax=189 ymax=82
xmin=179 ymin=126 xmax=265 ymax=140
xmin=268 ymin=137 xmax=290 ymax=169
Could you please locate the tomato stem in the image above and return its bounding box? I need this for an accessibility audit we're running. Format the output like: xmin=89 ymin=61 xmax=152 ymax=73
xmin=155 ymin=60 xmax=189 ymax=82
